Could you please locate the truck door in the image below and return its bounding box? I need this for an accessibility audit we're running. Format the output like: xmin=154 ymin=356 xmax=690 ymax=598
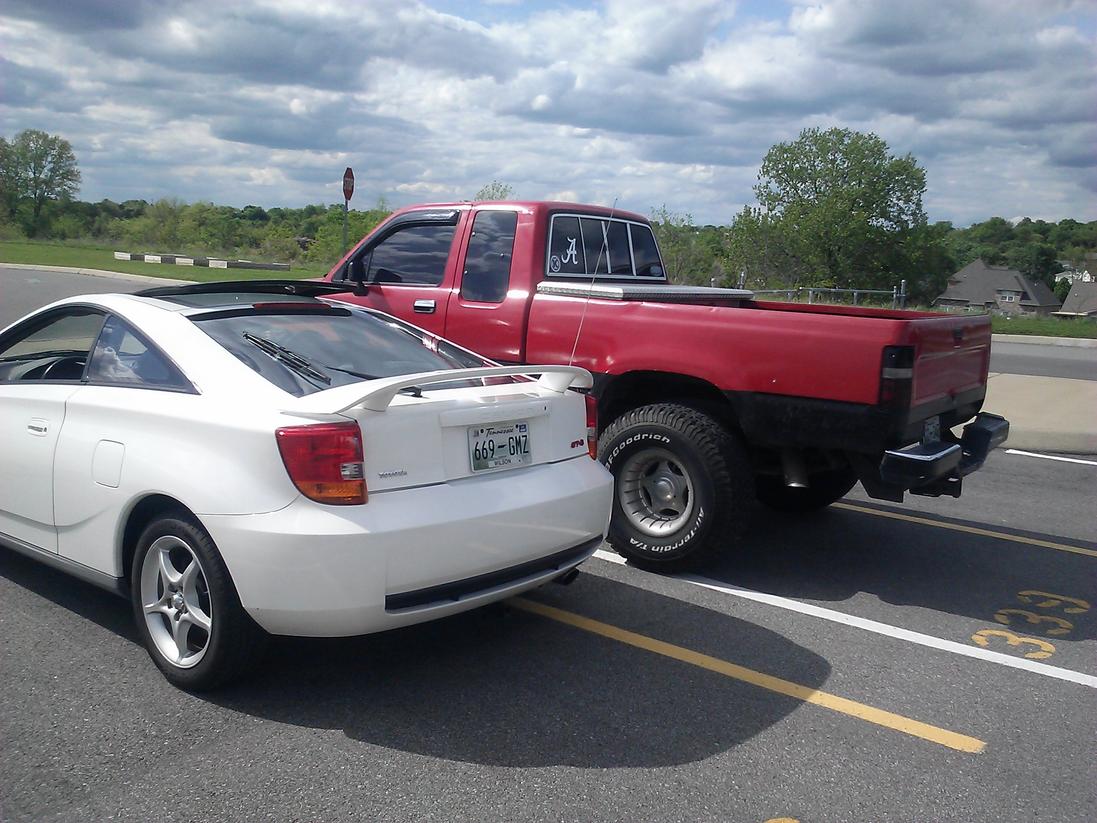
xmin=343 ymin=210 xmax=465 ymax=337
xmin=444 ymin=209 xmax=526 ymax=363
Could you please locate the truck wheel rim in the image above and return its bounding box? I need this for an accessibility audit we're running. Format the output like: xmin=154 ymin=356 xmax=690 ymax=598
xmin=139 ymin=535 xmax=213 ymax=669
xmin=618 ymin=447 xmax=695 ymax=538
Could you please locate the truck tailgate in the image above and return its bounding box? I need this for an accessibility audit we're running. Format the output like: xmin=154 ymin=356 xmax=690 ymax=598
xmin=904 ymin=314 xmax=991 ymax=409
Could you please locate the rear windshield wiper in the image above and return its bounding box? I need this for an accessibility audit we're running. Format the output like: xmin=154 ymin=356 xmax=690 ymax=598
xmin=241 ymin=335 xmax=423 ymax=397
xmin=320 ymin=362 xmax=424 ymax=397
xmin=242 ymin=333 xmax=331 ymax=387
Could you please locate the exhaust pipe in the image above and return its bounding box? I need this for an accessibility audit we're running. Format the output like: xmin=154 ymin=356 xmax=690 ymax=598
xmin=553 ymin=567 xmax=581 ymax=586
xmin=781 ymin=448 xmax=809 ymax=488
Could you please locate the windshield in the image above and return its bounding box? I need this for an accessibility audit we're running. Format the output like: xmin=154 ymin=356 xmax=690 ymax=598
xmin=194 ymin=306 xmax=491 ymax=396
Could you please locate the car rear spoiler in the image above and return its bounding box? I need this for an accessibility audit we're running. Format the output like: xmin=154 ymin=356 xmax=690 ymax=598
xmin=287 ymin=365 xmax=594 ymax=415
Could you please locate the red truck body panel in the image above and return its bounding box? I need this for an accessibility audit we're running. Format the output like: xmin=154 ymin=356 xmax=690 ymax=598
xmin=325 ymin=200 xmax=993 ymax=454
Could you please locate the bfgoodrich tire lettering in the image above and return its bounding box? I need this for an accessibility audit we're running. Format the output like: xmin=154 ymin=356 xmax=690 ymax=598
xmin=131 ymin=509 xmax=266 ymax=690
xmin=599 ymin=403 xmax=754 ymax=572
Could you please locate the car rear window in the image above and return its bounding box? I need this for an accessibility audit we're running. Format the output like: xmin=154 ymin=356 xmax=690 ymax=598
xmin=193 ymin=306 xmax=490 ymax=396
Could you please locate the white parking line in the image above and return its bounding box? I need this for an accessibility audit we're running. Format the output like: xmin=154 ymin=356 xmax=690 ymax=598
xmin=592 ymin=549 xmax=1097 ymax=690
xmin=1006 ymin=449 xmax=1097 ymax=466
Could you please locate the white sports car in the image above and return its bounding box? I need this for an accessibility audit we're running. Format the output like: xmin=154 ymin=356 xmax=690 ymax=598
xmin=0 ymin=280 xmax=612 ymax=689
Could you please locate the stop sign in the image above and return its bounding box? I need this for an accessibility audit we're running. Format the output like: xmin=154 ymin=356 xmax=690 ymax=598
xmin=342 ymin=167 xmax=354 ymax=201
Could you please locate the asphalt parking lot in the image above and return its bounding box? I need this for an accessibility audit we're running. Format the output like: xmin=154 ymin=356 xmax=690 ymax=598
xmin=2 ymin=268 xmax=1095 ymax=821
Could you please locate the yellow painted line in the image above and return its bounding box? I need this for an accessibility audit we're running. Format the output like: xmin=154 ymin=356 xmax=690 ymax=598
xmin=833 ymin=502 xmax=1097 ymax=559
xmin=512 ymin=598 xmax=986 ymax=754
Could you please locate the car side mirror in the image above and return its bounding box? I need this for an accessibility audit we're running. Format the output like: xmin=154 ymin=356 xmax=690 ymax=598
xmin=347 ymin=257 xmax=370 ymax=296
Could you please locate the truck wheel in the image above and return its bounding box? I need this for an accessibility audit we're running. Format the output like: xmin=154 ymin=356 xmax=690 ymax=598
xmin=599 ymin=403 xmax=753 ymax=572
xmin=755 ymin=467 xmax=858 ymax=513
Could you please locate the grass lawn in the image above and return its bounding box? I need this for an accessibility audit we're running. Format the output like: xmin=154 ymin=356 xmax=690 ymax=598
xmin=0 ymin=241 xmax=329 ymax=282
xmin=990 ymin=313 xmax=1097 ymax=338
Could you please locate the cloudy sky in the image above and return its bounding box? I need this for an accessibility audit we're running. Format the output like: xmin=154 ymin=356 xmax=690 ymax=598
xmin=2 ymin=0 xmax=1094 ymax=226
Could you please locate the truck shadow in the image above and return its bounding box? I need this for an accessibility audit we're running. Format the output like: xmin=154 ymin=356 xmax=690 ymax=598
xmin=701 ymin=501 xmax=1097 ymax=642
xmin=0 ymin=551 xmax=830 ymax=770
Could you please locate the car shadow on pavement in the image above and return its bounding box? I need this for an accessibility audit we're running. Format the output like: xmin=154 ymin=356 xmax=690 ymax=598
xmin=209 ymin=572 xmax=831 ymax=768
xmin=0 ymin=548 xmax=140 ymax=642
xmin=0 ymin=549 xmax=831 ymax=770
xmin=700 ymin=502 xmax=1097 ymax=642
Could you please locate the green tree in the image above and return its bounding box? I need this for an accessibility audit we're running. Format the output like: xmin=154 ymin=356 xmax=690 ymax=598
xmin=474 ymin=180 xmax=513 ymax=200
xmin=728 ymin=127 xmax=930 ymax=290
xmin=1005 ymin=241 xmax=1061 ymax=287
xmin=306 ymin=203 xmax=391 ymax=268
xmin=0 ymin=137 xmax=22 ymax=222
xmin=6 ymin=129 xmax=81 ymax=235
xmin=1053 ymin=277 xmax=1073 ymax=304
xmin=650 ymin=206 xmax=700 ymax=283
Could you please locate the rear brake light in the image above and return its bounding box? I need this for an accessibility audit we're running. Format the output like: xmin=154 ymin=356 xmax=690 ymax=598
xmin=275 ymin=422 xmax=367 ymax=505
xmin=585 ymin=393 xmax=598 ymax=459
xmin=879 ymin=345 xmax=914 ymax=409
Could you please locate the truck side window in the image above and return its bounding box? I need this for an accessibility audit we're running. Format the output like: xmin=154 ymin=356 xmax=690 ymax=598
xmin=580 ymin=218 xmax=611 ymax=276
xmin=367 ymin=223 xmax=456 ymax=286
xmin=630 ymin=224 xmax=665 ymax=278
xmin=461 ymin=211 xmax=517 ymax=303
xmin=547 ymin=216 xmax=586 ymax=275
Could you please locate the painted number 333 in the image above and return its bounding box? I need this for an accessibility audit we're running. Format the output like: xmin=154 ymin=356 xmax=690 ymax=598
xmin=971 ymin=590 xmax=1091 ymax=660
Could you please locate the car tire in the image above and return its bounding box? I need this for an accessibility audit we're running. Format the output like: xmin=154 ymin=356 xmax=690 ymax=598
xmin=599 ymin=403 xmax=754 ymax=573
xmin=755 ymin=467 xmax=858 ymax=513
xmin=131 ymin=510 xmax=266 ymax=690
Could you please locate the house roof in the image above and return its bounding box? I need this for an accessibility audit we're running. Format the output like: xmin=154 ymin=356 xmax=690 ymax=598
xmin=935 ymin=259 xmax=1062 ymax=308
xmin=1055 ymin=281 xmax=1097 ymax=315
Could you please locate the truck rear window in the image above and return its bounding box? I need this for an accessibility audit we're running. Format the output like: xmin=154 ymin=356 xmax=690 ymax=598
xmin=547 ymin=214 xmax=664 ymax=280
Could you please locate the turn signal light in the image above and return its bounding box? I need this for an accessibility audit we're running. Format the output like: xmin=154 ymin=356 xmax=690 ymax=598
xmin=275 ymin=422 xmax=367 ymax=505
xmin=585 ymin=393 xmax=598 ymax=459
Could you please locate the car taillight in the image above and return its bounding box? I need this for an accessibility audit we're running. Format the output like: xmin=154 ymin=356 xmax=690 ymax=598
xmin=585 ymin=393 xmax=598 ymax=459
xmin=879 ymin=345 xmax=914 ymax=409
xmin=275 ymin=422 xmax=367 ymax=505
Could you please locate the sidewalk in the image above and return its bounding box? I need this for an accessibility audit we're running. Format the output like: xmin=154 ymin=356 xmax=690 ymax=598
xmin=985 ymin=373 xmax=1097 ymax=454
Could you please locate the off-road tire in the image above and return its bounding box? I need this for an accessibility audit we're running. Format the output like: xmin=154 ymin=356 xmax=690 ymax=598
xmin=131 ymin=509 xmax=267 ymax=690
xmin=755 ymin=467 xmax=858 ymax=513
xmin=599 ymin=403 xmax=754 ymax=573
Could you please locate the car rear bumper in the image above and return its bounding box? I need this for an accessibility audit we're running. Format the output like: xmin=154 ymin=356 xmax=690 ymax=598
xmin=201 ymin=456 xmax=612 ymax=636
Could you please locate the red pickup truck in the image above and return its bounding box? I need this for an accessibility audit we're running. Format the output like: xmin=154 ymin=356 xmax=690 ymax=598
xmin=324 ymin=201 xmax=1009 ymax=571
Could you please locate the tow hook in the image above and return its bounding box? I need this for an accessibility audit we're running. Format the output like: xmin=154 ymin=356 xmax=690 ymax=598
xmin=553 ymin=568 xmax=581 ymax=586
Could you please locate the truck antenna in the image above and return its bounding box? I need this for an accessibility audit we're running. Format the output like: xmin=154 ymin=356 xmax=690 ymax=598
xmin=568 ymin=196 xmax=618 ymax=367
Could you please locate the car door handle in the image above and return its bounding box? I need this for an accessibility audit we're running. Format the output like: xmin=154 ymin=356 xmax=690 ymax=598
xmin=27 ymin=418 xmax=49 ymax=436
xmin=413 ymin=299 xmax=436 ymax=314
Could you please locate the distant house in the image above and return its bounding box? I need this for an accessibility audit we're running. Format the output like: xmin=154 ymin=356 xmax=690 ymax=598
xmin=934 ymin=259 xmax=1062 ymax=315
xmin=1052 ymin=281 xmax=1097 ymax=320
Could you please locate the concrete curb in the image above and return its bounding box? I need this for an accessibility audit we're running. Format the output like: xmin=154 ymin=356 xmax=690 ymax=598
xmin=113 ymin=251 xmax=290 ymax=272
xmin=0 ymin=262 xmax=194 ymax=286
xmin=992 ymin=333 xmax=1097 ymax=348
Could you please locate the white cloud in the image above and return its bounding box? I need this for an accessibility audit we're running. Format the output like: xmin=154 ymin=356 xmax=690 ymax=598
xmin=0 ymin=0 xmax=1093 ymax=226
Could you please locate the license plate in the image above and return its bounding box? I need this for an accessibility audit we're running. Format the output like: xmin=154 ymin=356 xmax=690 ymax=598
xmin=923 ymin=415 xmax=941 ymax=444
xmin=468 ymin=421 xmax=532 ymax=472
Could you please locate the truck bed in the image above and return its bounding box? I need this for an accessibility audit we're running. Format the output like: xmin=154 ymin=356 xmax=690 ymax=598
xmin=526 ymin=288 xmax=991 ymax=453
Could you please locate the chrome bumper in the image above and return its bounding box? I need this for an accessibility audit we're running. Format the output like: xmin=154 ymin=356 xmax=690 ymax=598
xmin=879 ymin=413 xmax=1010 ymax=497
